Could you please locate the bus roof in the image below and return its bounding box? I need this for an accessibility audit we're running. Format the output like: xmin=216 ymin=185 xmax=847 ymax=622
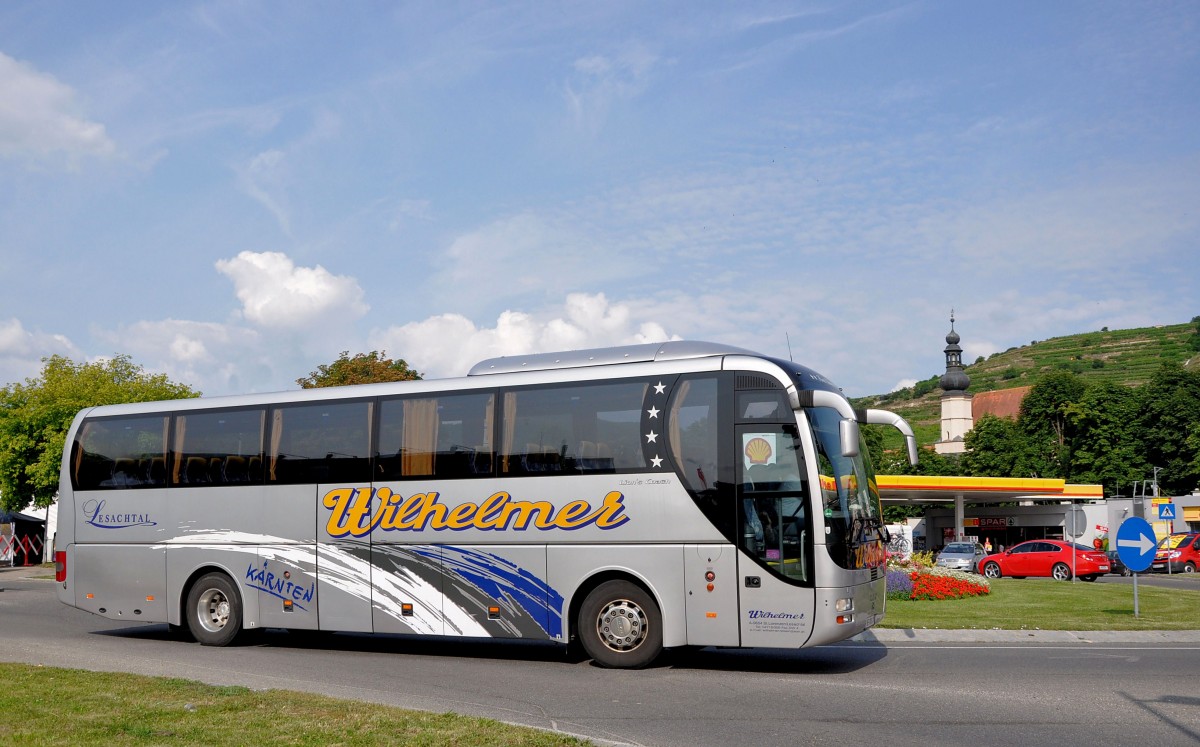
xmin=468 ymin=341 xmax=757 ymax=376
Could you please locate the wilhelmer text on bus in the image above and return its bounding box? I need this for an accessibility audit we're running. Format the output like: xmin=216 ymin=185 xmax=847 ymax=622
xmin=323 ymin=487 xmax=631 ymax=537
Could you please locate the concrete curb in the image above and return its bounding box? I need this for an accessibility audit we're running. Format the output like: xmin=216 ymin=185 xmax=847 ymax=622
xmin=852 ymin=627 xmax=1200 ymax=643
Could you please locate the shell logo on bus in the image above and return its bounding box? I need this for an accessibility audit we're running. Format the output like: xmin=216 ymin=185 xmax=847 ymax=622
xmin=323 ymin=487 xmax=631 ymax=539
xmin=742 ymin=432 xmax=778 ymax=468
xmin=744 ymin=437 xmax=773 ymax=465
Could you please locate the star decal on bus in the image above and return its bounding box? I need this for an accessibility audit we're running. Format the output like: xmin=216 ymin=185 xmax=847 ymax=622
xmin=650 ymin=456 xmax=663 ymax=468
xmin=653 ymin=381 xmax=666 ymax=394
xmin=645 ymin=430 xmax=658 ymax=443
xmin=646 ymin=406 xmax=659 ymax=419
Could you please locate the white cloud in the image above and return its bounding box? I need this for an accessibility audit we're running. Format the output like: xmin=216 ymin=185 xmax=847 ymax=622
xmin=236 ymin=149 xmax=292 ymax=235
xmin=433 ymin=213 xmax=632 ymax=311
xmin=371 ymin=292 xmax=677 ymax=379
xmin=564 ymin=44 xmax=661 ymax=134
xmin=94 ymin=319 xmax=270 ymax=395
xmin=0 ymin=318 xmax=82 ymax=385
xmin=388 ymin=198 xmax=434 ymax=231
xmin=0 ymin=51 xmax=116 ymax=163
xmin=890 ymin=378 xmax=918 ymax=393
xmin=215 ymin=251 xmax=369 ymax=330
xmin=912 ymin=160 xmax=1200 ymax=275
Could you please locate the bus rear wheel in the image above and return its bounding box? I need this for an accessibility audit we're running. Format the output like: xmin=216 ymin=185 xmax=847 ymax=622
xmin=578 ymin=580 xmax=662 ymax=669
xmin=186 ymin=572 xmax=243 ymax=646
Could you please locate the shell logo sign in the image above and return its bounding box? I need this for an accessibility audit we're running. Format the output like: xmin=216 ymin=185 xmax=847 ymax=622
xmin=745 ymin=437 xmax=773 ymax=465
xmin=742 ymin=433 xmax=777 ymax=468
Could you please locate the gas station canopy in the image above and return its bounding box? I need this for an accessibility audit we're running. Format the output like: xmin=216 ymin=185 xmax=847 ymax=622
xmin=877 ymin=475 xmax=1103 ymax=505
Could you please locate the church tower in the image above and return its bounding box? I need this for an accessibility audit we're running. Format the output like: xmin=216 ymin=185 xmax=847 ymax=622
xmin=934 ymin=311 xmax=973 ymax=455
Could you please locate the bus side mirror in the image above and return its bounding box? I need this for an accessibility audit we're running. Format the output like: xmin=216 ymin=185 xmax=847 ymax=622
xmin=840 ymin=419 xmax=860 ymax=458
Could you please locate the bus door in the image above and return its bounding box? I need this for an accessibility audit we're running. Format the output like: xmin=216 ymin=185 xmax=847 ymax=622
xmin=735 ymin=423 xmax=816 ymax=648
xmin=270 ymin=401 xmax=374 ymax=633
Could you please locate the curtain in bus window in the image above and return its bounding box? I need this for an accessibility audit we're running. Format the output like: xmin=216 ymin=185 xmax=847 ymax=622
xmin=668 ymin=380 xmax=690 ymax=473
xmin=172 ymin=417 xmax=188 ymax=485
xmin=401 ymin=398 xmax=438 ymax=477
xmin=159 ymin=417 xmax=170 ymax=485
xmin=501 ymin=392 xmax=517 ymax=474
xmin=670 ymin=379 xmax=721 ymax=493
xmin=73 ymin=421 xmax=91 ymax=487
xmin=269 ymin=410 xmax=284 ymax=482
xmin=480 ymin=397 xmax=494 ymax=473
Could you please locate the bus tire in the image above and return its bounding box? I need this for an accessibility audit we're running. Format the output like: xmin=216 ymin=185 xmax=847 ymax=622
xmin=186 ymin=572 xmax=243 ymax=646
xmin=578 ymin=580 xmax=662 ymax=669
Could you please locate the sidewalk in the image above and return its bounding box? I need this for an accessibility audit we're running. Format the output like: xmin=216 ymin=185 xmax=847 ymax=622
xmin=854 ymin=627 xmax=1200 ymax=643
xmin=0 ymin=563 xmax=50 ymax=580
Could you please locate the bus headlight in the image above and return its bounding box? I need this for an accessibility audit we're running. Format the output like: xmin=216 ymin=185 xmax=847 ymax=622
xmin=835 ymin=598 xmax=853 ymax=613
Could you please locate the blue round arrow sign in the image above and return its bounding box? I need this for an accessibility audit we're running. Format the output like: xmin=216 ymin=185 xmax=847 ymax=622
xmin=1115 ymin=517 xmax=1157 ymax=573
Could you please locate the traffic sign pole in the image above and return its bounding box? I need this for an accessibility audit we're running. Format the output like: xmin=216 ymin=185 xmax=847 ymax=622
xmin=1115 ymin=517 xmax=1157 ymax=619
xmin=1158 ymin=503 xmax=1175 ymax=575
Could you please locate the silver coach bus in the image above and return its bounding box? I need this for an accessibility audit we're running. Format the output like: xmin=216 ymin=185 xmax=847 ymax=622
xmin=54 ymin=341 xmax=916 ymax=668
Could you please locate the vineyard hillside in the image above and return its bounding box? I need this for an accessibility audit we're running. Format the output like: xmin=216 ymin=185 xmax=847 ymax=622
xmin=853 ymin=321 xmax=1199 ymax=450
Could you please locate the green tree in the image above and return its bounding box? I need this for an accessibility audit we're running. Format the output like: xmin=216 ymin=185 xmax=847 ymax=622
xmin=961 ymin=413 xmax=1030 ymax=478
xmin=0 ymin=355 xmax=197 ymax=512
xmin=1063 ymin=381 xmax=1143 ymax=493
xmin=297 ymin=351 xmax=422 ymax=388
xmin=1136 ymin=362 xmax=1200 ymax=495
xmin=1018 ymin=371 xmax=1087 ymax=478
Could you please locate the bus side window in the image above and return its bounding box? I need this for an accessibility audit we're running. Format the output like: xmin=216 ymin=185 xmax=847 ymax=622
xmin=171 ymin=409 xmax=265 ymax=487
xmin=268 ymin=401 xmax=371 ymax=485
xmin=73 ymin=415 xmax=169 ymax=491
xmin=668 ymin=377 xmax=719 ymax=496
xmin=498 ymin=381 xmax=648 ymax=476
xmin=668 ymin=376 xmax=735 ymax=541
xmin=377 ymin=393 xmax=495 ymax=481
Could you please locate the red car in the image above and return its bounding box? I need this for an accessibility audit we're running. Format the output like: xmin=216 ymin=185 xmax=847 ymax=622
xmin=1150 ymin=532 xmax=1200 ymax=574
xmin=978 ymin=539 xmax=1110 ymax=582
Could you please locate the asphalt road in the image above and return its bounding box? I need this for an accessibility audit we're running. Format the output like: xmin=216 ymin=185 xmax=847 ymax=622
xmin=2 ymin=569 xmax=1199 ymax=746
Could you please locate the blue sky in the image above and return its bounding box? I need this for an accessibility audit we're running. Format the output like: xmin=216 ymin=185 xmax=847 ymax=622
xmin=1 ymin=2 xmax=1196 ymax=398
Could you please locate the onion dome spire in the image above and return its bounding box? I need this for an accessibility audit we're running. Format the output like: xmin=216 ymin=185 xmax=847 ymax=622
xmin=939 ymin=310 xmax=971 ymax=393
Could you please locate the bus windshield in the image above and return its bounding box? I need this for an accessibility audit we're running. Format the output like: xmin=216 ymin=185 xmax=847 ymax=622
xmin=808 ymin=406 xmax=885 ymax=570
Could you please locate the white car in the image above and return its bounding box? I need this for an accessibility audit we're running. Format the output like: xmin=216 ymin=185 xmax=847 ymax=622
xmin=935 ymin=542 xmax=987 ymax=573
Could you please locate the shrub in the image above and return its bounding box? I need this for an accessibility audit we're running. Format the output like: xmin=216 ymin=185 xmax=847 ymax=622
xmin=910 ymin=550 xmax=936 ymax=568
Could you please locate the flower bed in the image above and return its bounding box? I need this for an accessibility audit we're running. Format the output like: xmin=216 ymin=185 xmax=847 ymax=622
xmin=909 ymin=568 xmax=990 ymax=600
xmin=886 ymin=559 xmax=990 ymax=601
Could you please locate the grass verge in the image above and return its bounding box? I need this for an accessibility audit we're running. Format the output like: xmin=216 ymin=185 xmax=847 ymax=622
xmin=0 ymin=663 xmax=588 ymax=746
xmin=880 ymin=577 xmax=1200 ymax=630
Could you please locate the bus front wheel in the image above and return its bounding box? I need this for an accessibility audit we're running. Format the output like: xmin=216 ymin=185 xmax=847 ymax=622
xmin=186 ymin=572 xmax=243 ymax=646
xmin=578 ymin=580 xmax=662 ymax=669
